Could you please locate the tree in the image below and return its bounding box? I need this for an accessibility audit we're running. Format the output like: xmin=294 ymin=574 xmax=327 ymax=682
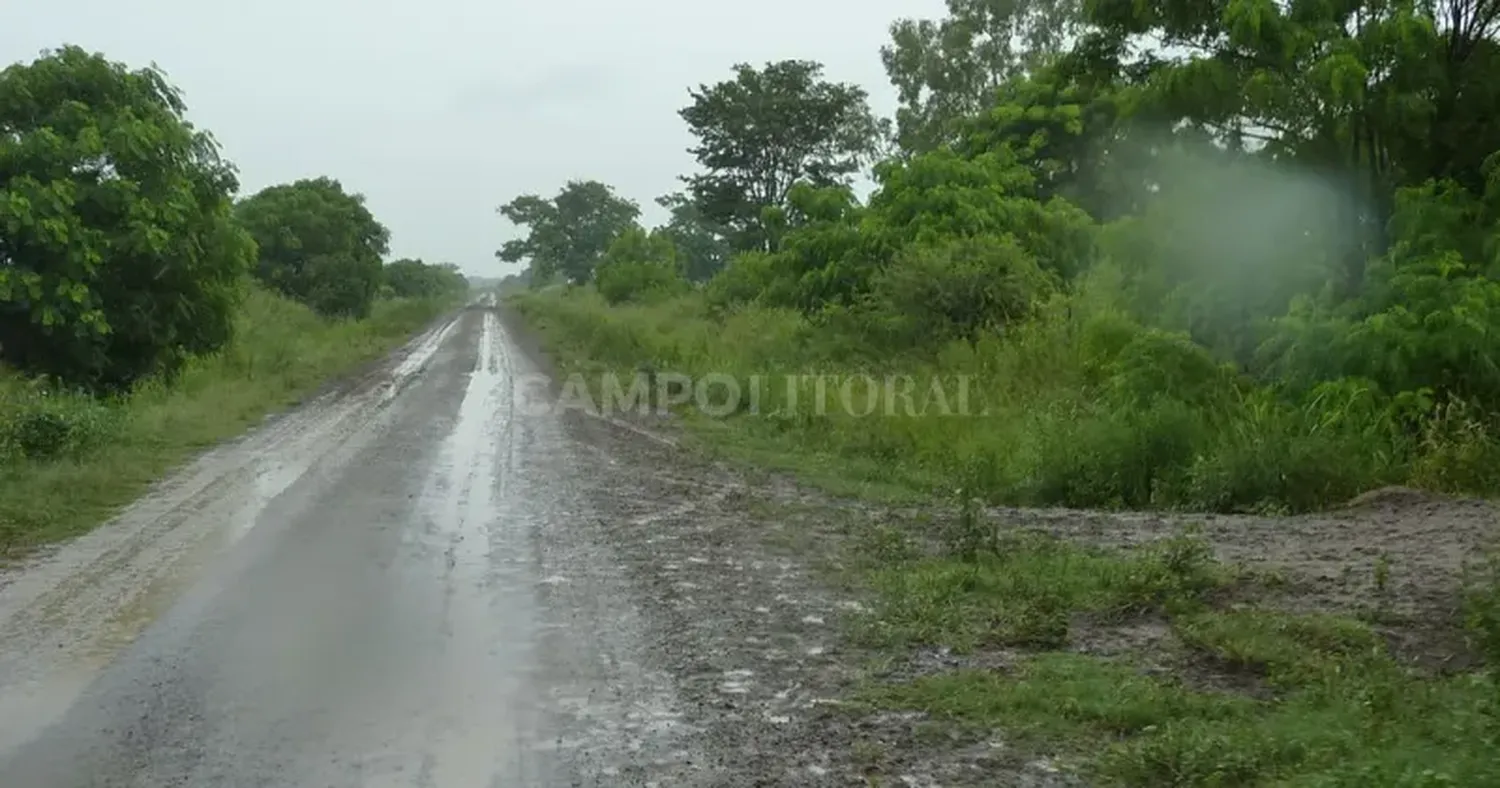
xmin=654 ymin=191 xmax=731 ymax=282
xmin=679 ymin=60 xmax=881 ymax=254
xmin=235 ymin=177 xmax=389 ymax=319
xmin=1077 ymin=0 xmax=1500 ymax=292
xmin=382 ymin=258 xmax=469 ymax=299
xmin=882 ymin=0 xmax=1082 ymax=153
xmin=0 ymin=45 xmax=255 ymax=391
xmin=496 ymin=180 xmax=640 ymax=285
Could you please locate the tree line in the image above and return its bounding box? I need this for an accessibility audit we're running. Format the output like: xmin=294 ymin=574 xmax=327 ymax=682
xmin=508 ymin=0 xmax=1500 ymax=510
xmin=0 ymin=46 xmax=468 ymax=394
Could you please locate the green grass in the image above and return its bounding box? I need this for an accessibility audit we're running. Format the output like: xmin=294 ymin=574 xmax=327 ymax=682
xmin=843 ymin=527 xmax=1500 ymax=787
xmin=0 ymin=286 xmax=459 ymax=553
xmin=852 ymin=529 xmax=1227 ymax=651
xmin=505 ymin=285 xmax=1477 ymax=516
xmin=859 ymin=649 xmax=1500 ymax=786
xmin=509 ymin=284 xmax=1500 ymax=786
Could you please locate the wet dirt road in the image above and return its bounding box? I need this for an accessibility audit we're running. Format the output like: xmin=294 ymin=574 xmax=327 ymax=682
xmin=0 ymin=301 xmax=717 ymax=787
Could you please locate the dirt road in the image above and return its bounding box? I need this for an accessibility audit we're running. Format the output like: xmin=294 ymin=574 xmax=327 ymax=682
xmin=0 ymin=298 xmax=872 ymax=786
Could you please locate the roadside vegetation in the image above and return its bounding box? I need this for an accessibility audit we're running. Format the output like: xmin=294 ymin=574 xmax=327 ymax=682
xmin=503 ymin=0 xmax=1500 ymax=783
xmin=0 ymin=45 xmax=467 ymax=554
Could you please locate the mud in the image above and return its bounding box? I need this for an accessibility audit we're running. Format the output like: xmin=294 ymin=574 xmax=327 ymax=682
xmin=0 ymin=295 xmax=1493 ymax=786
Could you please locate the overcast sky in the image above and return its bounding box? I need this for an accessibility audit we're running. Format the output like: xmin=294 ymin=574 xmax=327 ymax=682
xmin=7 ymin=0 xmax=944 ymax=277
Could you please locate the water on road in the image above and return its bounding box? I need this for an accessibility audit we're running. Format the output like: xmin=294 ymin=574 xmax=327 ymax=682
xmin=0 ymin=301 xmax=702 ymax=786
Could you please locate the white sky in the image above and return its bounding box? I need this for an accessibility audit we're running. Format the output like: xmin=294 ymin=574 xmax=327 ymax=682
xmin=6 ymin=0 xmax=944 ymax=277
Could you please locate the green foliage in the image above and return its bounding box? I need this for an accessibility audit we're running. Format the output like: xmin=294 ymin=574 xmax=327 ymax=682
xmin=0 ymin=374 xmax=121 ymax=462
xmin=593 ymin=227 xmax=688 ymax=305
xmin=496 ymin=180 xmax=640 ymax=285
xmin=0 ymin=45 xmax=464 ymax=551
xmin=655 ymin=191 xmax=732 ymax=282
xmin=235 ymin=177 xmax=390 ymax=319
xmin=383 ymin=258 xmax=469 ymax=299
xmin=704 ymin=251 xmax=782 ymax=312
xmin=679 ymin=60 xmax=882 ymax=253
xmin=0 ymin=45 xmax=254 ymax=391
xmin=506 ymin=0 xmax=1500 ymax=519
xmin=883 ymin=0 xmax=1083 ymax=152
xmin=857 ymin=235 xmax=1055 ymax=349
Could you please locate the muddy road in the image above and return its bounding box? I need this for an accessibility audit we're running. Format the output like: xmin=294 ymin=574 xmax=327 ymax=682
xmin=0 ymin=299 xmax=869 ymax=787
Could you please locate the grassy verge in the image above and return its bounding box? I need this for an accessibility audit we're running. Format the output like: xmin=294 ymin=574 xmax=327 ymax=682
xmin=841 ymin=523 xmax=1500 ymax=785
xmin=509 ymin=288 xmax=948 ymax=503
xmin=0 ymin=286 xmax=459 ymax=554
xmin=508 ymin=286 xmax=1500 ymax=516
xmin=509 ymin=286 xmax=1500 ymax=786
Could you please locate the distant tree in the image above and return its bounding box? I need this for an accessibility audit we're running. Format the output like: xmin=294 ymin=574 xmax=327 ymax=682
xmin=382 ymin=258 xmax=469 ymax=298
xmin=235 ymin=177 xmax=390 ymax=319
xmin=679 ymin=60 xmax=881 ymax=253
xmin=0 ymin=45 xmax=255 ymax=391
xmin=496 ymin=180 xmax=640 ymax=285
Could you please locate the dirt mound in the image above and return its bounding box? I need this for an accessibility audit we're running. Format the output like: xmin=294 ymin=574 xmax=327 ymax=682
xmin=1340 ymin=485 xmax=1453 ymax=514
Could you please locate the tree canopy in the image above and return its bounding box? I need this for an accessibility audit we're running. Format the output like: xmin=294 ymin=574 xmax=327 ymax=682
xmin=0 ymin=46 xmax=255 ymax=391
xmin=234 ymin=177 xmax=391 ymax=320
xmin=678 ymin=60 xmax=883 ymax=253
xmin=383 ymin=258 xmax=469 ymax=299
xmin=883 ymin=0 xmax=1083 ymax=152
xmin=496 ymin=180 xmax=640 ymax=285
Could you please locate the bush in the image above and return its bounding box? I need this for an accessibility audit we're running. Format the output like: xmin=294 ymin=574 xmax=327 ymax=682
xmin=0 ymin=378 xmax=122 ymax=462
xmin=857 ymin=235 xmax=1056 ymax=348
xmin=594 ymin=227 xmax=689 ymax=304
xmin=596 ymin=259 xmax=688 ymax=305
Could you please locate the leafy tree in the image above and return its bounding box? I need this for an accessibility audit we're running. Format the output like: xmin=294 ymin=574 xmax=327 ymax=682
xmin=496 ymin=180 xmax=640 ymax=285
xmin=235 ymin=177 xmax=389 ymax=319
xmin=1078 ymin=0 xmax=1500 ymax=291
xmin=883 ymin=0 xmax=1083 ymax=153
xmin=496 ymin=269 xmax=532 ymax=295
xmin=654 ymin=191 xmax=731 ymax=282
xmin=741 ymin=147 xmax=1095 ymax=316
xmin=383 ymin=258 xmax=469 ymax=299
xmin=679 ymin=60 xmax=881 ymax=253
xmin=0 ymin=45 xmax=255 ymax=391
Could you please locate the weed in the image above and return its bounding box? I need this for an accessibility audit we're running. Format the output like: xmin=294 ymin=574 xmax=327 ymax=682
xmin=1375 ymin=553 xmax=1392 ymax=595
xmin=852 ymin=528 xmax=1228 ymax=653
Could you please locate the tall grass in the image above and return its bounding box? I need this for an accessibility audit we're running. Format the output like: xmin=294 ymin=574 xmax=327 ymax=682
xmin=511 ymin=279 xmax=1495 ymax=513
xmin=0 ymin=286 xmax=458 ymax=553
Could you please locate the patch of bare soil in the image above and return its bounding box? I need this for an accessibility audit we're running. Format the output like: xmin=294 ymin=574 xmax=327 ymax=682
xmin=992 ymin=487 xmax=1499 ymax=670
xmin=557 ymin=411 xmax=1082 ymax=786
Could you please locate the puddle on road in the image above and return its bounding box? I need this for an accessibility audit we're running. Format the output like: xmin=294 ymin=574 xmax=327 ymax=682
xmin=423 ymin=309 xmax=508 ymax=572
